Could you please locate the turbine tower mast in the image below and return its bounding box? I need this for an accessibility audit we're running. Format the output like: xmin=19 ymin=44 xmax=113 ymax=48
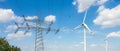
xmin=83 ymin=9 xmax=88 ymax=51
xmin=105 ymin=38 xmax=108 ymax=51
xmin=84 ymin=27 xmax=87 ymax=51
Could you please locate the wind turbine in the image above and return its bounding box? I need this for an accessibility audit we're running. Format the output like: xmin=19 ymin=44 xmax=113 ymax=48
xmin=73 ymin=9 xmax=93 ymax=51
xmin=104 ymin=38 xmax=108 ymax=51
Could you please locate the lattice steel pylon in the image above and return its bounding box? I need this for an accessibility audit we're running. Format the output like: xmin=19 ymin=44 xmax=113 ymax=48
xmin=14 ymin=15 xmax=59 ymax=51
xmin=35 ymin=18 xmax=44 ymax=51
xmin=35 ymin=17 xmax=59 ymax=51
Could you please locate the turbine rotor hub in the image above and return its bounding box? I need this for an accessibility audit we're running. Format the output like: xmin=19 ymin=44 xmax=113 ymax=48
xmin=82 ymin=23 xmax=85 ymax=26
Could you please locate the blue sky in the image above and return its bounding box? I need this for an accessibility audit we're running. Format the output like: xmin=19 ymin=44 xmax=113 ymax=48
xmin=0 ymin=0 xmax=120 ymax=51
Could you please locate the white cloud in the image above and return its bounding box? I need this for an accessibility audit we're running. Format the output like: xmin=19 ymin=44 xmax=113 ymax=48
xmin=0 ymin=8 xmax=15 ymax=22
xmin=89 ymin=44 xmax=97 ymax=47
xmin=0 ymin=8 xmax=38 ymax=38
xmin=97 ymin=5 xmax=105 ymax=12
xmin=5 ymin=25 xmax=17 ymax=32
xmin=44 ymin=15 xmax=56 ymax=24
xmin=13 ymin=16 xmax=24 ymax=23
xmin=79 ymin=41 xmax=84 ymax=45
xmin=94 ymin=4 xmax=120 ymax=28
xmin=22 ymin=46 xmax=34 ymax=51
xmin=0 ymin=8 xmax=38 ymax=23
xmin=96 ymin=0 xmax=108 ymax=5
xmin=5 ymin=21 xmax=37 ymax=33
xmin=57 ymin=36 xmax=62 ymax=39
xmin=72 ymin=42 xmax=82 ymax=47
xmin=72 ymin=1 xmax=77 ymax=5
xmin=61 ymin=27 xmax=72 ymax=32
xmin=46 ymin=45 xmax=59 ymax=48
xmin=74 ymin=44 xmax=80 ymax=47
xmin=12 ymin=16 xmax=38 ymax=24
xmin=7 ymin=31 xmax=32 ymax=40
xmin=73 ymin=42 xmax=98 ymax=48
xmin=25 ymin=16 xmax=38 ymax=21
xmin=107 ymin=31 xmax=120 ymax=38
xmin=72 ymin=0 xmax=108 ymax=13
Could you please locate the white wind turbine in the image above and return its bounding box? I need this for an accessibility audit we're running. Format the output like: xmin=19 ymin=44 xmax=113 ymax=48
xmin=104 ymin=37 xmax=109 ymax=51
xmin=105 ymin=38 xmax=108 ymax=51
xmin=73 ymin=9 xmax=94 ymax=51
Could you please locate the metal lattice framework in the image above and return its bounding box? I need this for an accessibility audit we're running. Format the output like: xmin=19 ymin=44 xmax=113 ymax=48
xmin=35 ymin=18 xmax=44 ymax=51
xmin=14 ymin=15 xmax=59 ymax=51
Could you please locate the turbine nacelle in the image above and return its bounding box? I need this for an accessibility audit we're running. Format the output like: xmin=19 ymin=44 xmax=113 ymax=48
xmin=73 ymin=23 xmax=94 ymax=35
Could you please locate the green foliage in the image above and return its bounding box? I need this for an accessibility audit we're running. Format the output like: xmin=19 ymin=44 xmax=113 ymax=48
xmin=0 ymin=38 xmax=21 ymax=51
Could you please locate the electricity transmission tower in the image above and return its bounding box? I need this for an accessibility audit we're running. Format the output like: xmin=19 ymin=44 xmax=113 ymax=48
xmin=35 ymin=17 xmax=59 ymax=51
xmin=14 ymin=15 xmax=59 ymax=51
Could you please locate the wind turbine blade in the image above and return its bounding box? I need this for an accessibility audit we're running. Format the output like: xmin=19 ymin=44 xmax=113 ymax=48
xmin=83 ymin=23 xmax=94 ymax=35
xmin=73 ymin=24 xmax=82 ymax=31
xmin=82 ymin=10 xmax=88 ymax=23
xmin=83 ymin=23 xmax=91 ymax=31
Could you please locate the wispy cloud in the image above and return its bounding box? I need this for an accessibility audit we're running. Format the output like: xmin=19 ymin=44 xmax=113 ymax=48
xmin=5 ymin=21 xmax=37 ymax=33
xmin=80 ymin=41 xmax=84 ymax=45
xmin=94 ymin=4 xmax=120 ymax=28
xmin=7 ymin=31 xmax=32 ymax=40
xmin=22 ymin=46 xmax=34 ymax=51
xmin=72 ymin=0 xmax=108 ymax=13
xmin=57 ymin=36 xmax=62 ymax=39
xmin=5 ymin=25 xmax=17 ymax=32
xmin=61 ymin=27 xmax=72 ymax=32
xmin=107 ymin=31 xmax=120 ymax=38
xmin=25 ymin=16 xmax=38 ymax=21
xmin=0 ymin=8 xmax=15 ymax=22
xmin=44 ymin=15 xmax=56 ymax=24
xmin=0 ymin=8 xmax=38 ymax=40
xmin=95 ymin=0 xmax=108 ymax=5
xmin=97 ymin=5 xmax=105 ymax=12
xmin=0 ymin=8 xmax=38 ymax=23
xmin=89 ymin=44 xmax=97 ymax=47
